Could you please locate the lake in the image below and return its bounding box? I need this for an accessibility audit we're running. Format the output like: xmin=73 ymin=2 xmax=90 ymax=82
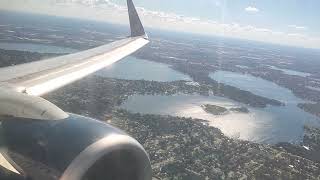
xmin=268 ymin=65 xmax=311 ymax=77
xmin=211 ymin=71 xmax=302 ymax=104
xmin=0 ymin=42 xmax=77 ymax=54
xmin=121 ymin=71 xmax=320 ymax=144
xmin=97 ymin=57 xmax=191 ymax=82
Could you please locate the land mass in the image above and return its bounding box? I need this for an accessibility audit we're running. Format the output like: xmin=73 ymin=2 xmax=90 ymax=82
xmin=0 ymin=49 xmax=62 ymax=67
xmin=298 ymin=103 xmax=320 ymax=118
xmin=202 ymin=104 xmax=228 ymax=115
xmin=201 ymin=104 xmax=249 ymax=115
xmin=276 ymin=126 xmax=320 ymax=163
xmin=111 ymin=110 xmax=320 ymax=180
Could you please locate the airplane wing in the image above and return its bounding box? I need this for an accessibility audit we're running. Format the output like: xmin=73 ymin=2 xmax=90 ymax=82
xmin=0 ymin=0 xmax=149 ymax=176
xmin=0 ymin=0 xmax=148 ymax=97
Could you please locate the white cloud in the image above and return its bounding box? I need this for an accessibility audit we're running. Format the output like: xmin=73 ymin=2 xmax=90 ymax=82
xmin=245 ymin=6 xmax=259 ymax=13
xmin=288 ymin=25 xmax=308 ymax=30
xmin=1 ymin=0 xmax=320 ymax=49
xmin=287 ymin=33 xmax=307 ymax=39
xmin=215 ymin=1 xmax=221 ymax=7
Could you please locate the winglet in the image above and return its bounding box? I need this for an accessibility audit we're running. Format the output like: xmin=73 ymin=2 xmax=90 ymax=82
xmin=127 ymin=0 xmax=147 ymax=38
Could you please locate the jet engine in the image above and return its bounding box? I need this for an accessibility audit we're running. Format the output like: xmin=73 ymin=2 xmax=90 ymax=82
xmin=0 ymin=114 xmax=152 ymax=180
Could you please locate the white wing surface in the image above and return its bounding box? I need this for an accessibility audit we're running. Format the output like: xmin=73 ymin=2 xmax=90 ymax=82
xmin=0 ymin=0 xmax=148 ymax=96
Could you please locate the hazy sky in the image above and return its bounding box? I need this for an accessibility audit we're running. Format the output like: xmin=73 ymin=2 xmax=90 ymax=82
xmin=1 ymin=0 xmax=320 ymax=49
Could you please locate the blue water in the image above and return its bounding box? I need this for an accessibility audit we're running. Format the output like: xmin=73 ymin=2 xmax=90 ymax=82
xmin=269 ymin=65 xmax=311 ymax=77
xmin=121 ymin=71 xmax=320 ymax=144
xmin=211 ymin=71 xmax=302 ymax=104
xmin=208 ymin=71 xmax=319 ymax=143
xmin=97 ymin=57 xmax=191 ymax=82
xmin=0 ymin=42 xmax=77 ymax=54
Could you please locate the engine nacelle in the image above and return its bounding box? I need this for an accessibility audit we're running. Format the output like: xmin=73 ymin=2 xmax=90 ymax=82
xmin=0 ymin=114 xmax=152 ymax=180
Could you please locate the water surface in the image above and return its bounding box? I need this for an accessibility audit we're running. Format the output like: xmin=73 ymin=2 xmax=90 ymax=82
xmin=269 ymin=65 xmax=311 ymax=77
xmin=211 ymin=71 xmax=302 ymax=104
xmin=121 ymin=94 xmax=319 ymax=144
xmin=121 ymin=71 xmax=320 ymax=144
xmin=98 ymin=57 xmax=191 ymax=82
xmin=0 ymin=42 xmax=77 ymax=54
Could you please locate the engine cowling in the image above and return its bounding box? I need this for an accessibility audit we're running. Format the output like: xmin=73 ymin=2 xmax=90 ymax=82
xmin=0 ymin=114 xmax=152 ymax=180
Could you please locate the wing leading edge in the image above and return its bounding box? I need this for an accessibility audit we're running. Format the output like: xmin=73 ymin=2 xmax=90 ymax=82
xmin=0 ymin=0 xmax=148 ymax=96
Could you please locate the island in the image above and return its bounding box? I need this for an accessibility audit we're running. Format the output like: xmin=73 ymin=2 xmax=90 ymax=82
xmin=201 ymin=104 xmax=228 ymax=115
xmin=202 ymin=104 xmax=250 ymax=115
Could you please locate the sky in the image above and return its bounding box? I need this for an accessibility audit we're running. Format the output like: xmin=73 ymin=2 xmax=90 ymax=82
xmin=1 ymin=0 xmax=320 ymax=49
